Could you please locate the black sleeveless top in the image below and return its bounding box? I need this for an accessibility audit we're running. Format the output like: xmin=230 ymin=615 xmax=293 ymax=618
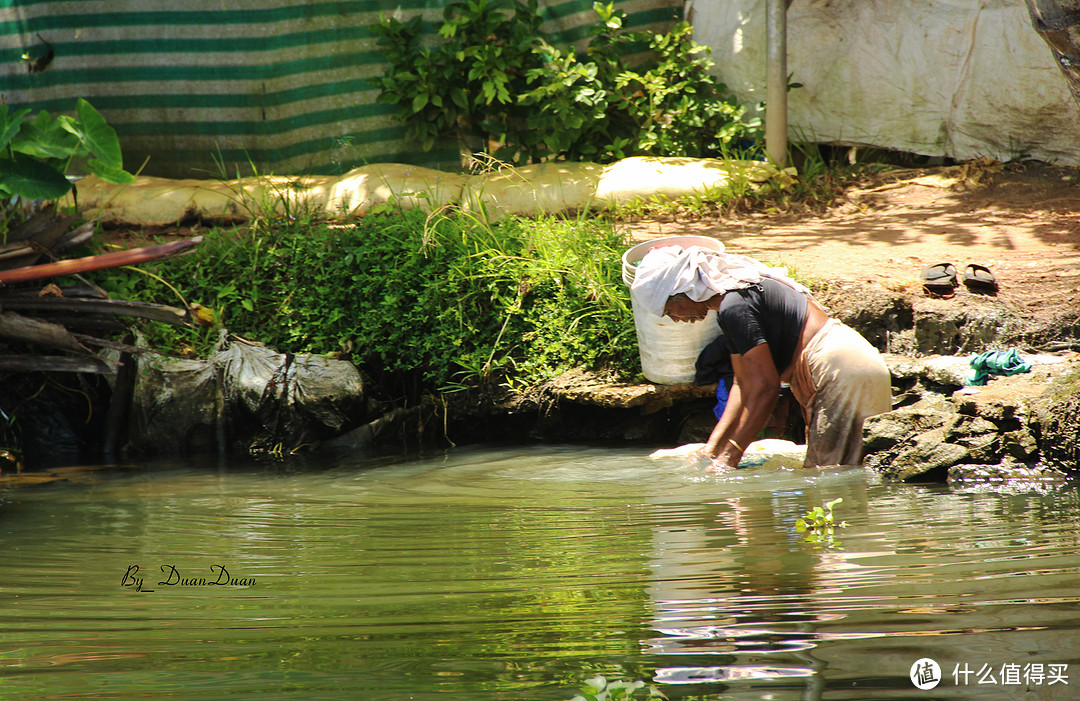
xmin=717 ymin=277 xmax=807 ymax=374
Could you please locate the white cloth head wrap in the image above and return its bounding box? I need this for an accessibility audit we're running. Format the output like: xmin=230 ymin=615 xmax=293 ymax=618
xmin=630 ymin=244 xmax=810 ymax=318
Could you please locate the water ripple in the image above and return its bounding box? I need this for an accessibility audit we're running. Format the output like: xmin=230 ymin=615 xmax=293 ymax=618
xmin=2 ymin=447 xmax=1079 ymax=699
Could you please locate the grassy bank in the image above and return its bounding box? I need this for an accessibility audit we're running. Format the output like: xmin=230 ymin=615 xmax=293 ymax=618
xmin=90 ymin=206 xmax=640 ymax=401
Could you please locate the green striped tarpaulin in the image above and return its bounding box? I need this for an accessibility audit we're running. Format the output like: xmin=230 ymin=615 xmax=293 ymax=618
xmin=0 ymin=0 xmax=678 ymax=178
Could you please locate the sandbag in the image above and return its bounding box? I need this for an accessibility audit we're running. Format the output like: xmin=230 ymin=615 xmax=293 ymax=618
xmin=215 ymin=339 xmax=366 ymax=453
xmin=67 ymin=157 xmax=792 ymax=227
xmin=125 ymin=336 xmax=366 ymax=457
xmin=459 ymin=161 xmax=603 ymax=219
xmin=70 ymin=173 xmax=339 ymax=226
xmin=326 ymin=163 xmax=466 ymax=217
xmin=127 ymin=355 xmax=223 ymax=456
xmin=595 ymin=157 xmax=791 ymax=206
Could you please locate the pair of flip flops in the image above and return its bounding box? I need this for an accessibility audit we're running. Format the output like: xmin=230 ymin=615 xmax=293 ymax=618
xmin=921 ymin=263 xmax=998 ymax=297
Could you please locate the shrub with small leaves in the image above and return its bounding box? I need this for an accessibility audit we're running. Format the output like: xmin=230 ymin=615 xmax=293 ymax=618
xmin=88 ymin=207 xmax=640 ymax=401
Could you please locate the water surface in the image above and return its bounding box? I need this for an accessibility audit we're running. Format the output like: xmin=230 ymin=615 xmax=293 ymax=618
xmin=2 ymin=445 xmax=1078 ymax=699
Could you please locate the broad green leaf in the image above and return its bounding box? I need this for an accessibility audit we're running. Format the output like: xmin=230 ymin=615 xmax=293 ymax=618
xmin=55 ymin=111 xmax=83 ymax=138
xmin=0 ymin=154 xmax=73 ymax=200
xmin=15 ymin=112 xmax=80 ymax=161
xmin=87 ymin=157 xmax=135 ymax=184
xmin=0 ymin=106 xmax=31 ymax=152
xmin=76 ymin=99 xmax=123 ymax=169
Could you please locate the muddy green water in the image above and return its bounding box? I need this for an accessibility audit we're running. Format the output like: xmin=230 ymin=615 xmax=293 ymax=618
xmin=2 ymin=445 xmax=1079 ymax=700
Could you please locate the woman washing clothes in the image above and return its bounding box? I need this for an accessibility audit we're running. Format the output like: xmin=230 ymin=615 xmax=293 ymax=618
xmin=632 ymin=244 xmax=892 ymax=469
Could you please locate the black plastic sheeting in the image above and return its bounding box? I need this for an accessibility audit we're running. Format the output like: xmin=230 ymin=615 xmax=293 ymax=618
xmin=0 ymin=335 xmax=369 ymax=468
xmin=125 ymin=336 xmax=368 ymax=459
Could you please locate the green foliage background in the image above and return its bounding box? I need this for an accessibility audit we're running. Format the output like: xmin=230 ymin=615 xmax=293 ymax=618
xmin=371 ymin=0 xmax=761 ymax=164
xmin=93 ymin=208 xmax=640 ymax=396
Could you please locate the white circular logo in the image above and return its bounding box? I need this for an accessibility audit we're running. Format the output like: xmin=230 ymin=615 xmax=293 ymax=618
xmin=910 ymin=658 xmax=942 ymax=690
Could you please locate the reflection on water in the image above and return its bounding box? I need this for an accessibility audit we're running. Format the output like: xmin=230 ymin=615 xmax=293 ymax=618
xmin=1 ymin=445 xmax=1079 ymax=700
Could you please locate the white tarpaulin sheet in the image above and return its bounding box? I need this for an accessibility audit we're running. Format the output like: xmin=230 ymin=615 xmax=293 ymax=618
xmin=692 ymin=0 xmax=1080 ymax=164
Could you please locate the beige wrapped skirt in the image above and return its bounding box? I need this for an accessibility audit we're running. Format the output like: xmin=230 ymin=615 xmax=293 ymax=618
xmin=790 ymin=319 xmax=892 ymax=467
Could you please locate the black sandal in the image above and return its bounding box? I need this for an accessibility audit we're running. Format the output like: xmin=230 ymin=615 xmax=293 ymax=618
xmin=963 ymin=264 xmax=998 ymax=294
xmin=921 ymin=262 xmax=958 ymax=298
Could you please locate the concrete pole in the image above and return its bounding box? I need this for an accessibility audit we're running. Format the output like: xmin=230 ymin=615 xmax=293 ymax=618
xmin=765 ymin=0 xmax=788 ymax=166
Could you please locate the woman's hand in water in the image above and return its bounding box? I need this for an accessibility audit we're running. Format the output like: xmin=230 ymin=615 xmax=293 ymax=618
xmin=706 ymin=456 xmax=739 ymax=473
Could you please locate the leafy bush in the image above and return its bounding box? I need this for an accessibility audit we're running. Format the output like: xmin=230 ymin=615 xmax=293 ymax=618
xmin=371 ymin=0 xmax=544 ymax=156
xmin=0 ymin=99 xmax=134 ymax=235
xmin=89 ymin=207 xmax=640 ymax=396
xmin=372 ymin=0 xmax=761 ymax=164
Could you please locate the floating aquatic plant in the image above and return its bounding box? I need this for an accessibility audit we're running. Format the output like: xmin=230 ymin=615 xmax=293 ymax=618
xmin=570 ymin=676 xmax=667 ymax=701
xmin=795 ymin=497 xmax=848 ymax=546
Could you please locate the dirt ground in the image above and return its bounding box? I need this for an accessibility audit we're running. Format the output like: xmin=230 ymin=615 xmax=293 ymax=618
xmin=621 ymin=160 xmax=1080 ymax=330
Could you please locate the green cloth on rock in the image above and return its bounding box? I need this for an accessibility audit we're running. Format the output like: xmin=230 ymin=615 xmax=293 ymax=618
xmin=966 ymin=348 xmax=1032 ymax=386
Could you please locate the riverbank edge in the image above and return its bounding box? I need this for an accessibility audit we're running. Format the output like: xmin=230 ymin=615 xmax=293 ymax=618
xmin=417 ymin=279 xmax=1080 ymax=486
xmin=2 ymin=278 xmax=1078 ymax=487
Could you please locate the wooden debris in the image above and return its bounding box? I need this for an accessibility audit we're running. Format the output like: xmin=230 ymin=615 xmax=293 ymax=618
xmin=0 ymin=355 xmax=115 ymax=374
xmin=1 ymin=296 xmax=191 ymax=325
xmin=0 ymin=209 xmax=203 ymax=377
xmin=0 ymin=236 xmax=202 ymax=285
xmin=0 ymin=463 xmax=143 ymax=487
xmin=0 ymin=311 xmax=88 ymax=353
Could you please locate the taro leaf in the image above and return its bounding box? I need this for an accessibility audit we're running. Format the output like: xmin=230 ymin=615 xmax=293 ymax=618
xmin=13 ymin=111 xmax=80 ymax=161
xmin=0 ymin=154 xmax=73 ymax=199
xmin=87 ymin=157 xmax=135 ymax=184
xmin=75 ymin=99 xmax=123 ymax=169
xmin=0 ymin=106 xmax=32 ymax=152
